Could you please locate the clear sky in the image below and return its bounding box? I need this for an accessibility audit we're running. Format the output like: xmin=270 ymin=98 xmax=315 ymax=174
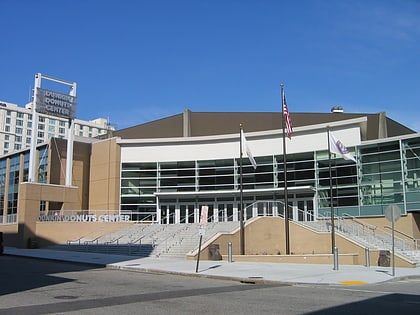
xmin=1 ymin=0 xmax=419 ymax=131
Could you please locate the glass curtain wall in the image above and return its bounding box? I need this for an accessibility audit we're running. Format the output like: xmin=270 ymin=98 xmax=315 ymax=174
xmin=38 ymin=146 xmax=48 ymax=183
xmin=120 ymin=162 xmax=157 ymax=221
xmin=0 ymin=159 xmax=6 ymax=220
xmin=403 ymin=138 xmax=420 ymax=211
xmin=120 ymin=153 xmax=318 ymax=222
xmin=317 ymin=151 xmax=359 ymax=217
xmin=359 ymin=141 xmax=404 ymax=216
xmin=8 ymin=155 xmax=20 ymax=215
xmin=120 ymin=136 xmax=420 ymax=222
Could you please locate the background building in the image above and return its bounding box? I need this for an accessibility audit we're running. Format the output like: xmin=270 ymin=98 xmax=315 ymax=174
xmin=0 ymin=100 xmax=113 ymax=156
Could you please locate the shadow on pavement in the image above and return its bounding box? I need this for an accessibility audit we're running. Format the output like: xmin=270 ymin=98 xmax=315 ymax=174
xmin=306 ymin=293 xmax=420 ymax=314
xmin=0 ymin=255 xmax=99 ymax=296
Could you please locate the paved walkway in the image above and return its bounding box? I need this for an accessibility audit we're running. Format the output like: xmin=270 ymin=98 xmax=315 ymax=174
xmin=4 ymin=247 xmax=420 ymax=285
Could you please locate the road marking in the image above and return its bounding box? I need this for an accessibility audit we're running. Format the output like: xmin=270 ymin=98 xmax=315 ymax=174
xmin=339 ymin=280 xmax=368 ymax=285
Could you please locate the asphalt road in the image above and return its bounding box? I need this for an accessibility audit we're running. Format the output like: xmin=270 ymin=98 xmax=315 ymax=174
xmin=0 ymin=256 xmax=419 ymax=315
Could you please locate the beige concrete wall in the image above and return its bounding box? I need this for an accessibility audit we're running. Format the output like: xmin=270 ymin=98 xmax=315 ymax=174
xmin=35 ymin=222 xmax=133 ymax=247
xmin=89 ymin=138 xmax=120 ymax=210
xmin=190 ymin=217 xmax=416 ymax=267
xmin=49 ymin=138 xmax=91 ymax=210
xmin=16 ymin=182 xmax=81 ymax=248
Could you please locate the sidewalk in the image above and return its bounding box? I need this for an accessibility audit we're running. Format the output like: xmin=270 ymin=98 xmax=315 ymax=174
xmin=4 ymin=247 xmax=420 ymax=285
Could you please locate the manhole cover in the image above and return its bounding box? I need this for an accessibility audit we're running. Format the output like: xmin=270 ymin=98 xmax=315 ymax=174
xmin=54 ymin=295 xmax=78 ymax=300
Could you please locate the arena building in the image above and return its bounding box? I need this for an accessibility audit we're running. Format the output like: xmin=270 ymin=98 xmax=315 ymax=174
xmin=1 ymin=109 xmax=419 ymax=266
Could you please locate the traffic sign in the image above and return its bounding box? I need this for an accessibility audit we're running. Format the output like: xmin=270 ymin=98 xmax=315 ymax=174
xmin=385 ymin=204 xmax=401 ymax=222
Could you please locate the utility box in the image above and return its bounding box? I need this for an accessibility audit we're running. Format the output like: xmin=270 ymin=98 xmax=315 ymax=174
xmin=208 ymin=244 xmax=222 ymax=260
xmin=377 ymin=250 xmax=390 ymax=267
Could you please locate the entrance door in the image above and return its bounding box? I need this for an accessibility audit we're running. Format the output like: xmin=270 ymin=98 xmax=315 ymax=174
xmin=179 ymin=204 xmax=195 ymax=223
xmin=160 ymin=204 xmax=176 ymax=224
xmin=295 ymin=199 xmax=314 ymax=222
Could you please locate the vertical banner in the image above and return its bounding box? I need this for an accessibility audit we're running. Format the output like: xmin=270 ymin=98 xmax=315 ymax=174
xmin=199 ymin=206 xmax=209 ymax=227
xmin=196 ymin=205 xmax=208 ymax=273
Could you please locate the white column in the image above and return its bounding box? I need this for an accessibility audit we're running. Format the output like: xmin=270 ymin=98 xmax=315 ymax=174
xmin=28 ymin=73 xmax=41 ymax=182
xmin=65 ymin=83 xmax=77 ymax=186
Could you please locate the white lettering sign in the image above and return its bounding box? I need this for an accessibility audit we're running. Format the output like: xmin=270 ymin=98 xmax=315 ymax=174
xmin=36 ymin=88 xmax=77 ymax=119
xmin=38 ymin=214 xmax=130 ymax=223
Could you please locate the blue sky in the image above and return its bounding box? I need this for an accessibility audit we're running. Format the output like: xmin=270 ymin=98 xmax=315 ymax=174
xmin=1 ymin=0 xmax=419 ymax=131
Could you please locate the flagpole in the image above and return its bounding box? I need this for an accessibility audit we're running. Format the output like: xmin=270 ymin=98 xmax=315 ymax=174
xmin=239 ymin=124 xmax=245 ymax=255
xmin=327 ymin=126 xmax=336 ymax=254
xmin=281 ymin=83 xmax=290 ymax=255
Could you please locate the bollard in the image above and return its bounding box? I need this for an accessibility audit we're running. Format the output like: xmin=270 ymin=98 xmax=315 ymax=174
xmin=333 ymin=246 xmax=339 ymax=270
xmin=365 ymin=247 xmax=370 ymax=267
xmin=228 ymin=242 xmax=233 ymax=263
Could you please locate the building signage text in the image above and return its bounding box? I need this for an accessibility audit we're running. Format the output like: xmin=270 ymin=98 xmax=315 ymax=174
xmin=38 ymin=214 xmax=130 ymax=223
xmin=36 ymin=88 xmax=77 ymax=119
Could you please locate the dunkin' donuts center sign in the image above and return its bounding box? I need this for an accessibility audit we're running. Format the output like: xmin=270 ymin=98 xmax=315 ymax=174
xmin=36 ymin=88 xmax=77 ymax=119
xmin=38 ymin=214 xmax=130 ymax=223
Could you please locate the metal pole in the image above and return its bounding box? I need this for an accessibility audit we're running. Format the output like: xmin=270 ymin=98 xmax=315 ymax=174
xmin=327 ymin=127 xmax=336 ymax=254
xmin=281 ymin=84 xmax=290 ymax=255
xmin=391 ymin=211 xmax=395 ymax=277
xmin=195 ymin=235 xmax=203 ymax=273
xmin=333 ymin=246 xmax=339 ymax=270
xmin=365 ymin=247 xmax=370 ymax=267
xmin=65 ymin=82 xmax=76 ymax=186
xmin=28 ymin=73 xmax=41 ymax=183
xmin=228 ymin=242 xmax=233 ymax=263
xmin=239 ymin=124 xmax=245 ymax=255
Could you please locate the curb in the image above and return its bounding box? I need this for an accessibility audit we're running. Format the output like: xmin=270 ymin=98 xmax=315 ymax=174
xmin=106 ymin=263 xmax=292 ymax=285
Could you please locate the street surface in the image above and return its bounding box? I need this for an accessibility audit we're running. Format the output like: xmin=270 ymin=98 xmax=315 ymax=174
xmin=0 ymin=256 xmax=419 ymax=314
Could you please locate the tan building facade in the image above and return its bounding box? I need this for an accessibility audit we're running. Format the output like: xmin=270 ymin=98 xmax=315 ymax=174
xmin=1 ymin=110 xmax=419 ymax=267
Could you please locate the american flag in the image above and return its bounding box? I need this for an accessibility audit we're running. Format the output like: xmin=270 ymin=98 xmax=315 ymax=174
xmin=282 ymin=92 xmax=293 ymax=139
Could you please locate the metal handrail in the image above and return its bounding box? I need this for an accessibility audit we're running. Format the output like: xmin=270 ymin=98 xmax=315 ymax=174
xmin=335 ymin=216 xmax=416 ymax=252
xmin=383 ymin=226 xmax=420 ymax=250
xmin=67 ymin=227 xmax=105 ymax=245
xmin=342 ymin=213 xmax=377 ymax=231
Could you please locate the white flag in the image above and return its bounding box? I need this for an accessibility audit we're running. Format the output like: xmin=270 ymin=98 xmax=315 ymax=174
xmin=329 ymin=133 xmax=356 ymax=162
xmin=241 ymin=130 xmax=257 ymax=169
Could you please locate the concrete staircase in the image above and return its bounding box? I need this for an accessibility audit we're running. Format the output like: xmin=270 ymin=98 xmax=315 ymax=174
xmin=49 ymin=221 xmax=239 ymax=258
xmin=298 ymin=214 xmax=420 ymax=266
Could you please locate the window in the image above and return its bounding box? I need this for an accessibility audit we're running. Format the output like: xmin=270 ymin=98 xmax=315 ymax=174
xmin=38 ymin=124 xmax=45 ymax=130
xmin=4 ymin=143 xmax=9 ymax=148
xmin=16 ymin=120 xmax=23 ymax=126
xmin=27 ymin=121 xmax=32 ymax=128
xmin=6 ymin=117 xmax=10 ymax=124
xmin=17 ymin=112 xmax=24 ymax=118
xmin=59 ymin=128 xmax=65 ymax=134
xmin=49 ymin=119 xmax=56 ymax=125
xmin=6 ymin=110 xmax=11 ymax=116
xmin=39 ymin=116 xmax=45 ymax=122
xmin=48 ymin=126 xmax=55 ymax=132
xmin=27 ymin=130 xmax=31 ymax=136
xmin=5 ymin=126 xmax=10 ymax=132
xmin=38 ymin=131 xmax=44 ymax=138
xmin=14 ymin=144 xmax=21 ymax=150
xmin=15 ymin=136 xmax=22 ymax=142
xmin=15 ymin=127 xmax=23 ymax=134
xmin=59 ymin=121 xmax=66 ymax=127
xmin=5 ymin=135 xmax=9 ymax=140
